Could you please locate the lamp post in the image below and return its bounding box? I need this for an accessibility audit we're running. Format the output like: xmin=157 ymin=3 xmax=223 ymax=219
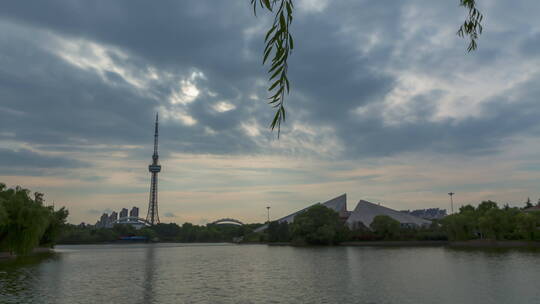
xmin=266 ymin=206 xmax=271 ymax=223
xmin=448 ymin=192 xmax=455 ymax=214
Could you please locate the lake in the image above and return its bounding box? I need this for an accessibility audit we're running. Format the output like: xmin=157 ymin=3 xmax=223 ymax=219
xmin=1 ymin=243 xmax=539 ymax=304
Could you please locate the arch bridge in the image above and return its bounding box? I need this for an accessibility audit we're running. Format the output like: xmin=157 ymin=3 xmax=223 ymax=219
xmin=210 ymin=218 xmax=244 ymax=226
xmin=112 ymin=216 xmax=151 ymax=228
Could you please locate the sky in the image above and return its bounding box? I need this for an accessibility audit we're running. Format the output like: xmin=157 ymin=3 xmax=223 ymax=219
xmin=1 ymin=0 xmax=540 ymax=225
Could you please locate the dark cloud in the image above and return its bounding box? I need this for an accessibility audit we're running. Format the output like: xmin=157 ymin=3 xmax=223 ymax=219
xmin=520 ymin=32 xmax=540 ymax=57
xmin=0 ymin=0 xmax=539 ymax=166
xmin=0 ymin=148 xmax=87 ymax=168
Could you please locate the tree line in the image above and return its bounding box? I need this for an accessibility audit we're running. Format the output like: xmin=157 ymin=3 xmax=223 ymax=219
xmin=265 ymin=200 xmax=540 ymax=245
xmin=4 ymin=182 xmax=540 ymax=250
xmin=442 ymin=200 xmax=540 ymax=241
xmin=57 ymin=221 xmax=264 ymax=244
xmin=0 ymin=183 xmax=68 ymax=255
xmin=58 ymin=199 xmax=540 ymax=246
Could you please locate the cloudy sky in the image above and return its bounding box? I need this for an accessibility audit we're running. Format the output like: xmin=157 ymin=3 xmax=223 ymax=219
xmin=1 ymin=0 xmax=540 ymax=224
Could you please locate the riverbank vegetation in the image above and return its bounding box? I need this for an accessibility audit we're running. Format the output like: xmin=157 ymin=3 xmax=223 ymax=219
xmin=57 ymin=222 xmax=264 ymax=244
xmin=5 ymin=181 xmax=539 ymax=248
xmin=442 ymin=201 xmax=540 ymax=241
xmin=63 ymin=199 xmax=535 ymax=246
xmin=265 ymin=200 xmax=540 ymax=245
xmin=266 ymin=211 xmax=447 ymax=245
xmin=0 ymin=183 xmax=68 ymax=255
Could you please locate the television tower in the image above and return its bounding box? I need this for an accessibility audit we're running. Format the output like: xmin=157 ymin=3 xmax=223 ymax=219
xmin=146 ymin=113 xmax=161 ymax=225
xmin=448 ymin=192 xmax=455 ymax=214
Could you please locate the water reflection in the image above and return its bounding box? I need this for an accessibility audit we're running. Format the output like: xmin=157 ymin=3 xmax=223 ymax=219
xmin=141 ymin=244 xmax=156 ymax=304
xmin=447 ymin=246 xmax=540 ymax=255
xmin=1 ymin=244 xmax=539 ymax=304
xmin=0 ymin=252 xmax=57 ymax=303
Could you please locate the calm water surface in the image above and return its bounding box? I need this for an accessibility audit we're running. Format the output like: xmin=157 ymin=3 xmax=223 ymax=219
xmin=1 ymin=243 xmax=539 ymax=304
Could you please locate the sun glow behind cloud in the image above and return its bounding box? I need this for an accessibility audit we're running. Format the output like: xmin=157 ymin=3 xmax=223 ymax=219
xmin=213 ymin=101 xmax=236 ymax=113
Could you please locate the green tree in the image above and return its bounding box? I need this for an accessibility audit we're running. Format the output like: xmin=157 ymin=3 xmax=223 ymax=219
xmin=459 ymin=205 xmax=476 ymax=213
xmin=476 ymin=200 xmax=498 ymax=215
xmin=267 ymin=221 xmax=291 ymax=242
xmin=0 ymin=186 xmax=50 ymax=255
xmin=291 ymin=204 xmax=349 ymax=245
xmin=251 ymin=0 xmax=484 ymax=132
xmin=442 ymin=200 xmax=540 ymax=241
xmin=0 ymin=185 xmax=8 ymax=234
xmin=478 ymin=208 xmax=509 ymax=240
xmin=139 ymin=227 xmax=158 ymax=241
xmin=442 ymin=213 xmax=476 ymax=241
xmin=516 ymin=213 xmax=537 ymax=241
xmin=524 ymin=197 xmax=533 ymax=209
xmin=112 ymin=223 xmax=137 ymax=236
xmin=40 ymin=207 xmax=69 ymax=246
xmin=152 ymin=223 xmax=182 ymax=241
xmin=370 ymin=215 xmax=400 ymax=240
xmin=0 ymin=200 xmax=7 ymax=229
xmin=0 ymin=184 xmax=69 ymax=254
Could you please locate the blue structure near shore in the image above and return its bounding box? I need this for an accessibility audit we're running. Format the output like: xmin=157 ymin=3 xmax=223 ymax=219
xmin=118 ymin=236 xmax=148 ymax=242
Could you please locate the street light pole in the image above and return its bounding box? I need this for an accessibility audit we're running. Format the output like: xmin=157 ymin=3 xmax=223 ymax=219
xmin=266 ymin=206 xmax=271 ymax=223
xmin=448 ymin=192 xmax=455 ymax=214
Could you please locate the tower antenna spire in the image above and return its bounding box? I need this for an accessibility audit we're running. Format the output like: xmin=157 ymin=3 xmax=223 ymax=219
xmin=153 ymin=113 xmax=159 ymax=157
xmin=147 ymin=112 xmax=161 ymax=225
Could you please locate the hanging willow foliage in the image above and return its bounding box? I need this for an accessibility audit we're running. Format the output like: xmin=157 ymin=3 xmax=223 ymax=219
xmin=251 ymin=0 xmax=484 ymax=134
xmin=457 ymin=0 xmax=484 ymax=52
xmin=251 ymin=0 xmax=294 ymax=136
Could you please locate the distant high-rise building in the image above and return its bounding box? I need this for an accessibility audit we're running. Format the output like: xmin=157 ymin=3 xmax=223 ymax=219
xmin=109 ymin=211 xmax=118 ymax=223
xmin=130 ymin=206 xmax=139 ymax=218
xmin=96 ymin=213 xmax=109 ymax=228
xmin=94 ymin=207 xmax=144 ymax=229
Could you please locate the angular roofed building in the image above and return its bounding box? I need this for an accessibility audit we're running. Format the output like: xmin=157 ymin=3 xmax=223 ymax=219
xmin=254 ymin=194 xmax=348 ymax=232
xmin=321 ymin=194 xmax=349 ymax=220
xmin=254 ymin=194 xmax=431 ymax=232
xmin=346 ymin=200 xmax=431 ymax=230
xmin=277 ymin=194 xmax=348 ymax=224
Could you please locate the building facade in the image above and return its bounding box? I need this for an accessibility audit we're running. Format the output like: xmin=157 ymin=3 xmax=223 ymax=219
xmin=255 ymin=194 xmax=432 ymax=232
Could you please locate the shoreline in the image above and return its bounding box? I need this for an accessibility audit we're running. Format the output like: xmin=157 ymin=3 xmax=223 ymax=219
xmin=250 ymin=240 xmax=540 ymax=248
xmin=48 ymin=240 xmax=540 ymax=249
xmin=449 ymin=240 xmax=540 ymax=248
xmin=0 ymin=247 xmax=53 ymax=260
xmin=341 ymin=241 xmax=448 ymax=247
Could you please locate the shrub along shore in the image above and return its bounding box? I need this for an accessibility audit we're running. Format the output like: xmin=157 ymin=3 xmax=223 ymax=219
xmin=0 ymin=183 xmax=68 ymax=257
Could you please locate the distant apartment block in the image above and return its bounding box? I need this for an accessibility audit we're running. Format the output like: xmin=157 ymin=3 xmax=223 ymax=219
xmin=401 ymin=208 xmax=447 ymax=220
xmin=109 ymin=211 xmax=118 ymax=222
xmin=130 ymin=206 xmax=139 ymax=218
xmin=119 ymin=208 xmax=128 ymax=219
xmin=94 ymin=206 xmax=144 ymax=229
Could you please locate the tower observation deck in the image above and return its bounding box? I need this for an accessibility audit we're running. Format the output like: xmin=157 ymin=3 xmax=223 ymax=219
xmin=146 ymin=113 xmax=161 ymax=225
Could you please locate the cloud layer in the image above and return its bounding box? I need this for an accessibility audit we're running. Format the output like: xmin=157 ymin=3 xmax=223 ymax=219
xmin=1 ymin=0 xmax=540 ymax=223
